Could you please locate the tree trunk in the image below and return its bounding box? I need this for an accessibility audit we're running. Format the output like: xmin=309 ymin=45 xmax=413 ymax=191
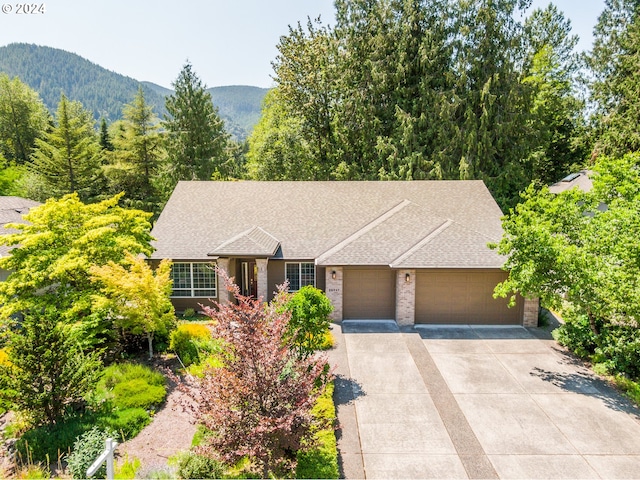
xmin=147 ymin=332 xmax=154 ymax=359
xmin=587 ymin=310 xmax=600 ymax=336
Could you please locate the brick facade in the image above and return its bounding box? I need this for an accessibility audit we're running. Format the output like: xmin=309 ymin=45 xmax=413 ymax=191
xmin=325 ymin=266 xmax=343 ymax=322
xmin=395 ymin=269 xmax=416 ymax=326
xmin=523 ymin=297 xmax=540 ymax=327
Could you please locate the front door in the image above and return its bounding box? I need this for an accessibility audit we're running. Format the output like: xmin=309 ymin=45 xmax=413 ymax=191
xmin=241 ymin=261 xmax=258 ymax=297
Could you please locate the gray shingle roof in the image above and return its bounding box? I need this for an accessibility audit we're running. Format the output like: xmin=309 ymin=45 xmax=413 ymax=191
xmin=0 ymin=196 xmax=41 ymax=257
xmin=548 ymin=170 xmax=593 ymax=194
xmin=150 ymin=181 xmax=506 ymax=268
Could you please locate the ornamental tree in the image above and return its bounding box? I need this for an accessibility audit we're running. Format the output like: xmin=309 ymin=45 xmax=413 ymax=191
xmin=184 ymin=274 xmax=332 ymax=478
xmin=0 ymin=193 xmax=154 ymax=350
xmin=90 ymin=253 xmax=175 ymax=359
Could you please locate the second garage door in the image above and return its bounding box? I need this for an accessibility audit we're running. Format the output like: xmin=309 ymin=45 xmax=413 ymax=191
xmin=343 ymin=268 xmax=395 ymax=319
xmin=415 ymin=270 xmax=522 ymax=324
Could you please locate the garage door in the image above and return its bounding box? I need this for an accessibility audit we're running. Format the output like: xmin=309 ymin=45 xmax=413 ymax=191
xmin=343 ymin=268 xmax=395 ymax=319
xmin=415 ymin=270 xmax=522 ymax=324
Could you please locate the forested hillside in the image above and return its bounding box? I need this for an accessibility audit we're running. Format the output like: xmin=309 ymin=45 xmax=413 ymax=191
xmin=0 ymin=44 xmax=267 ymax=139
xmin=0 ymin=43 xmax=167 ymax=121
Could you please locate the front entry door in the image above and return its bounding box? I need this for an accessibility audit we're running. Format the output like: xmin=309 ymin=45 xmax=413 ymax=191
xmin=241 ymin=261 xmax=258 ymax=297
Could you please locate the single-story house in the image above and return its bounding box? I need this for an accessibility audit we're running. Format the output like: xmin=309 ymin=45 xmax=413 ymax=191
xmin=0 ymin=196 xmax=41 ymax=281
xmin=150 ymin=181 xmax=538 ymax=326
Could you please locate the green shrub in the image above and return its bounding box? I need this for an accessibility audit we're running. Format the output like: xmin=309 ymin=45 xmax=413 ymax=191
xmin=16 ymin=413 xmax=97 ymax=463
xmin=100 ymin=407 xmax=150 ymax=439
xmin=281 ymin=286 xmax=333 ymax=358
xmin=111 ymin=379 xmax=166 ymax=410
xmin=182 ymin=308 xmax=196 ymax=319
xmin=594 ymin=325 xmax=640 ymax=379
xmin=552 ymin=312 xmax=600 ymax=358
xmin=296 ymin=381 xmax=339 ymax=479
xmin=66 ymin=426 xmax=118 ymax=479
xmin=115 ymin=454 xmax=141 ymax=479
xmin=169 ymin=323 xmax=219 ymax=367
xmin=94 ymin=362 xmax=166 ymax=411
xmin=175 ymin=451 xmax=224 ymax=480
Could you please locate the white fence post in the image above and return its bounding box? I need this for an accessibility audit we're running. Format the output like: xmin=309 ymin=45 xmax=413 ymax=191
xmin=86 ymin=437 xmax=118 ymax=479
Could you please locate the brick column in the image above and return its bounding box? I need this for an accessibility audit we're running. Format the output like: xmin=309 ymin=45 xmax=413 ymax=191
xmin=216 ymin=258 xmax=230 ymax=304
xmin=256 ymin=258 xmax=269 ymax=302
xmin=325 ymin=267 xmax=343 ymax=322
xmin=396 ymin=269 xmax=416 ymax=326
xmin=523 ymin=297 xmax=540 ymax=327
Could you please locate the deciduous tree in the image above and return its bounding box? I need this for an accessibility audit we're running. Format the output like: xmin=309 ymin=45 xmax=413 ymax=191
xmin=90 ymin=253 xmax=175 ymax=359
xmin=0 ymin=193 xmax=154 ymax=350
xmin=184 ymin=276 xmax=331 ymax=478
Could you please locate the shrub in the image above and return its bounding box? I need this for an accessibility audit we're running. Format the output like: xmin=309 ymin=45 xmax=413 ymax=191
xmin=175 ymin=452 xmax=224 ymax=480
xmin=100 ymin=407 xmax=150 ymax=439
xmin=296 ymin=381 xmax=339 ymax=479
xmin=111 ymin=379 xmax=166 ymax=410
xmin=594 ymin=325 xmax=640 ymax=379
xmin=280 ymin=286 xmax=333 ymax=358
xmin=115 ymin=454 xmax=141 ymax=479
xmin=94 ymin=362 xmax=166 ymax=411
xmin=16 ymin=413 xmax=97 ymax=463
xmin=67 ymin=426 xmax=118 ymax=479
xmin=552 ymin=311 xmax=600 ymax=358
xmin=169 ymin=323 xmax=219 ymax=367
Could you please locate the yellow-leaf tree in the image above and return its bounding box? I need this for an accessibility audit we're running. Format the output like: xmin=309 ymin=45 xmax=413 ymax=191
xmin=91 ymin=253 xmax=175 ymax=358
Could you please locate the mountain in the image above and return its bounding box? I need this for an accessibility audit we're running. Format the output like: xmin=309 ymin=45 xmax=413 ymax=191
xmin=0 ymin=43 xmax=267 ymax=140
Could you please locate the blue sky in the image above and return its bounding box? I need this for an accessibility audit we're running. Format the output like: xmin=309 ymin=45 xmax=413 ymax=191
xmin=0 ymin=0 xmax=605 ymax=89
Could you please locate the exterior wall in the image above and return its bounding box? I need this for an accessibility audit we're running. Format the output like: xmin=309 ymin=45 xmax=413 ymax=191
xmin=216 ymin=258 xmax=231 ymax=304
xmin=325 ymin=266 xmax=343 ymax=322
xmin=523 ymin=297 xmax=540 ymax=327
xmin=395 ymin=269 xmax=416 ymax=326
xmin=266 ymin=260 xmax=324 ymax=302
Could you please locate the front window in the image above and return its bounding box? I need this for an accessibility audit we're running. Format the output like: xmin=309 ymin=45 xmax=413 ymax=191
xmin=285 ymin=262 xmax=315 ymax=291
xmin=170 ymin=262 xmax=217 ymax=297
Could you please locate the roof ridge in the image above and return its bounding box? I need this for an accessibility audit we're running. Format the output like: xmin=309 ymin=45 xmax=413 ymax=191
xmin=389 ymin=219 xmax=453 ymax=268
xmin=316 ymin=199 xmax=413 ymax=265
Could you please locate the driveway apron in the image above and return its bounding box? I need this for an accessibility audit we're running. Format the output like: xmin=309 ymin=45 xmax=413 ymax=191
xmin=329 ymin=321 xmax=640 ymax=479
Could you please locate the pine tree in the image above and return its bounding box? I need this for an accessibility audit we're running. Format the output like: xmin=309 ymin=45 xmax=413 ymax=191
xmin=163 ymin=62 xmax=229 ymax=183
xmin=29 ymin=94 xmax=103 ymax=202
xmin=104 ymin=87 xmax=163 ymax=213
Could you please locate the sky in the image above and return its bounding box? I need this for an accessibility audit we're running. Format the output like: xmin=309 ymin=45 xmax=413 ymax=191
xmin=0 ymin=0 xmax=606 ymax=89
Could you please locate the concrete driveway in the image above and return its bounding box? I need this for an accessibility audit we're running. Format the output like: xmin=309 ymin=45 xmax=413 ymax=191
xmin=328 ymin=321 xmax=640 ymax=479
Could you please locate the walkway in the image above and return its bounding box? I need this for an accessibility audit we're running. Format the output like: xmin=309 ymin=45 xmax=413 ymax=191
xmin=328 ymin=321 xmax=640 ymax=479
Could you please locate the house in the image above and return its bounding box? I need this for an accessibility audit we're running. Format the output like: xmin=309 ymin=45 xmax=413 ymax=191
xmin=150 ymin=181 xmax=538 ymax=326
xmin=0 ymin=196 xmax=41 ymax=281
xmin=548 ymin=170 xmax=593 ymax=194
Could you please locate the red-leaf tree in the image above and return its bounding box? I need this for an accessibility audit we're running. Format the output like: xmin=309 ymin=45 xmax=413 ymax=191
xmin=186 ymin=273 xmax=332 ymax=477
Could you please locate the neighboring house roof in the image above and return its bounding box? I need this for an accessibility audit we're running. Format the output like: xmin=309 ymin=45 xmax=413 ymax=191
xmin=0 ymin=196 xmax=41 ymax=257
xmin=151 ymin=181 xmax=506 ymax=268
xmin=548 ymin=170 xmax=593 ymax=194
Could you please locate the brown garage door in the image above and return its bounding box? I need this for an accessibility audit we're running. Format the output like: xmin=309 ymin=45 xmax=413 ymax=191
xmin=415 ymin=270 xmax=522 ymax=324
xmin=343 ymin=268 xmax=395 ymax=319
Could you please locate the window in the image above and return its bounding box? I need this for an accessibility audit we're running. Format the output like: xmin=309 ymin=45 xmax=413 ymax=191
xmin=170 ymin=262 xmax=217 ymax=297
xmin=285 ymin=262 xmax=315 ymax=291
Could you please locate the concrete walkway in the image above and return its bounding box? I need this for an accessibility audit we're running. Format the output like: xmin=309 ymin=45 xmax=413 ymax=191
xmin=327 ymin=321 xmax=640 ymax=479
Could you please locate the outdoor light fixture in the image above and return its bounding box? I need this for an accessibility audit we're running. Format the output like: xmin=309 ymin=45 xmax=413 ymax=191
xmin=405 ymin=273 xmax=411 ymax=283
xmin=331 ymin=270 xmax=337 ymax=280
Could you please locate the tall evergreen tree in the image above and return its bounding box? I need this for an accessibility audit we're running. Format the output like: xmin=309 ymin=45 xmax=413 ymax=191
xmin=163 ymin=62 xmax=229 ymax=183
xmin=0 ymin=73 xmax=50 ymax=164
xmin=104 ymin=87 xmax=163 ymax=213
xmin=28 ymin=94 xmax=103 ymax=202
xmin=587 ymin=0 xmax=640 ymax=157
